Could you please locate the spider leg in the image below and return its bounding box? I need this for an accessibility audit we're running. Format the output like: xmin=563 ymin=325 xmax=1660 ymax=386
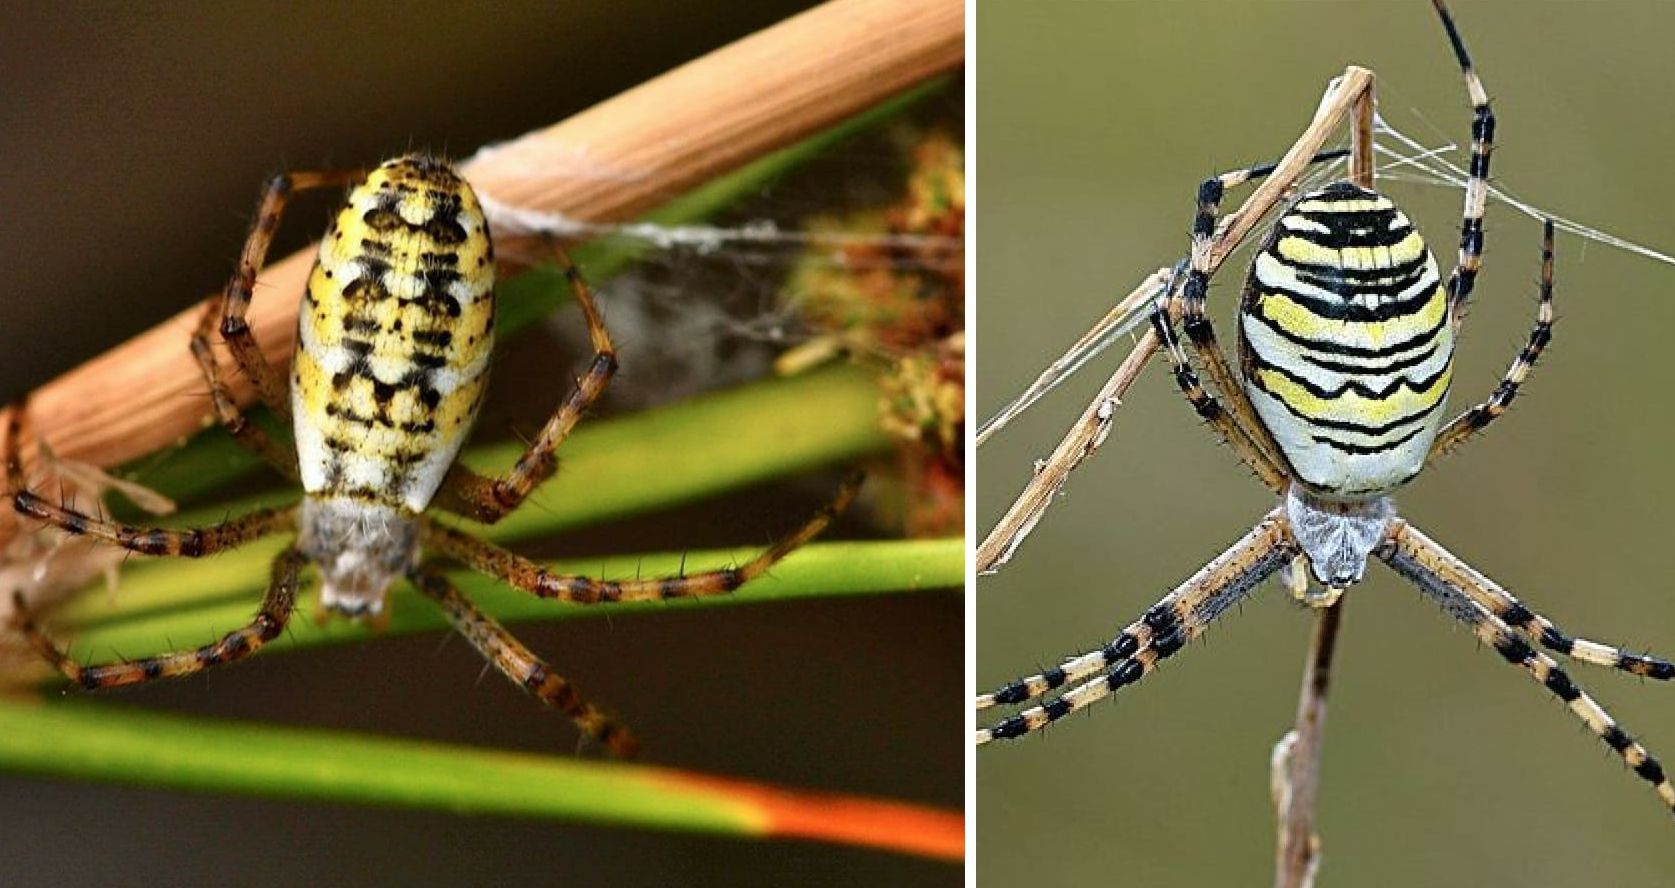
xmin=221 ymin=169 xmax=368 ymax=418
xmin=1381 ymin=521 xmax=1675 ymax=814
xmin=1176 ymin=171 xmax=1296 ymax=471
xmin=1151 ymin=301 xmax=1289 ymax=493
xmin=409 ymin=566 xmax=639 ymax=758
xmin=1384 ymin=519 xmax=1674 ymax=681
xmin=1432 ymin=0 xmax=1495 ymax=325
xmin=435 ymin=247 xmax=617 ymax=525
xmin=423 ymin=472 xmax=861 ymax=603
xmin=976 ymin=510 xmax=1295 ymax=743
xmin=9 ymin=547 xmax=304 ymax=689
xmin=189 ymin=291 xmax=298 ymax=479
xmin=1159 ymin=150 xmax=1358 ymax=493
xmin=1428 ymin=220 xmax=1554 ymax=460
xmin=4 ymin=399 xmax=297 ymax=555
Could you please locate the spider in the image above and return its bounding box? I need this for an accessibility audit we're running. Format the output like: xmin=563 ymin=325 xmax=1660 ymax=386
xmin=976 ymin=0 xmax=1675 ymax=818
xmin=3 ymin=155 xmax=860 ymax=758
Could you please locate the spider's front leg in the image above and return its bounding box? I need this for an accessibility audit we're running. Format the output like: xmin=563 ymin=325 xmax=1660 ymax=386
xmin=4 ymin=398 xmax=297 ymax=556
xmin=423 ymin=472 xmax=862 ymax=604
xmin=10 ymin=547 xmax=305 ymax=690
xmin=1428 ymin=220 xmax=1556 ymax=460
xmin=436 ymin=248 xmax=617 ymax=525
xmin=409 ymin=567 xmax=639 ymax=758
xmin=1385 ymin=520 xmax=1675 ymax=681
xmin=977 ymin=510 xmax=1295 ymax=743
xmin=1381 ymin=525 xmax=1675 ymax=814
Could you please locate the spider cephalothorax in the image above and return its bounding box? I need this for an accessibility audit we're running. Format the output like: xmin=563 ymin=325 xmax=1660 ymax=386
xmin=978 ymin=0 xmax=1675 ymax=820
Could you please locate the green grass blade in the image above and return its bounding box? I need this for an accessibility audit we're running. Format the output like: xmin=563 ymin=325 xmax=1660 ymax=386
xmin=59 ymin=538 xmax=962 ymax=660
xmin=144 ymin=363 xmax=892 ymax=540
xmin=0 ymin=698 xmax=963 ymax=861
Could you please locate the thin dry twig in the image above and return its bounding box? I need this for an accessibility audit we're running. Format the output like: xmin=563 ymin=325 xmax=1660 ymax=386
xmin=1271 ymin=599 xmax=1345 ymax=888
xmin=976 ymin=66 xmax=1376 ymax=575
xmin=2 ymin=0 xmax=961 ymax=479
xmin=1272 ymin=75 xmax=1376 ymax=888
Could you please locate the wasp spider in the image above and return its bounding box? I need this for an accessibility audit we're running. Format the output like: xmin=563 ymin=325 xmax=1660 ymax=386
xmin=5 ymin=155 xmax=859 ymax=758
xmin=977 ymin=0 xmax=1675 ymax=817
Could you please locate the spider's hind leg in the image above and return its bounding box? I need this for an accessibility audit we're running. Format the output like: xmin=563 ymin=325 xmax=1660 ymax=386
xmin=189 ymin=291 xmax=299 ymax=479
xmin=436 ymin=247 xmax=617 ymax=525
xmin=216 ymin=168 xmax=367 ymax=418
xmin=1150 ymin=300 xmax=1288 ymax=494
xmin=1428 ymin=220 xmax=1555 ymax=461
xmin=1154 ymin=151 xmax=1353 ymax=495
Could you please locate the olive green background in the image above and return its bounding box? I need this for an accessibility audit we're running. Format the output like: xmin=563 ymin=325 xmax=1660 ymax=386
xmin=978 ymin=1 xmax=1675 ymax=884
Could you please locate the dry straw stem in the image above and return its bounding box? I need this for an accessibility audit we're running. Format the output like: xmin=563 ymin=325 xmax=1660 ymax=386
xmin=1273 ymin=72 xmax=1375 ymax=888
xmin=977 ymin=65 xmax=1376 ymax=575
xmin=8 ymin=0 xmax=962 ymax=475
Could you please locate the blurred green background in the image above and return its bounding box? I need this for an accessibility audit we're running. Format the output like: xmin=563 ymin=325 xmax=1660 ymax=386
xmin=0 ymin=3 xmax=960 ymax=886
xmin=977 ymin=1 xmax=1675 ymax=884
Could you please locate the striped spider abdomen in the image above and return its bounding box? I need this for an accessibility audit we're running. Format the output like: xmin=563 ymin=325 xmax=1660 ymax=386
xmin=1238 ymin=181 xmax=1454 ymax=502
xmin=292 ymin=156 xmax=495 ymax=614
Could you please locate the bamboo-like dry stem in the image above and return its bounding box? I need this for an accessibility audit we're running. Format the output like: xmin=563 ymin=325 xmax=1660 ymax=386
xmin=1272 ymin=71 xmax=1376 ymax=888
xmin=977 ymin=66 xmax=1375 ymax=575
xmin=976 ymin=299 xmax=1160 ymax=575
xmin=4 ymin=0 xmax=961 ymax=478
xmin=1271 ymin=599 xmax=1345 ymax=888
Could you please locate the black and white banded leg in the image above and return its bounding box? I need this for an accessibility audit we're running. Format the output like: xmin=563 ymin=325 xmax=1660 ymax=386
xmin=1382 ymin=521 xmax=1675 ymax=814
xmin=1171 ymin=152 xmax=1353 ymax=470
xmin=977 ymin=511 xmax=1296 ymax=743
xmin=1432 ymin=0 xmax=1495 ymax=326
xmin=1385 ymin=520 xmax=1675 ymax=681
xmin=1150 ymin=301 xmax=1290 ymax=494
xmin=1429 ymin=220 xmax=1555 ymax=459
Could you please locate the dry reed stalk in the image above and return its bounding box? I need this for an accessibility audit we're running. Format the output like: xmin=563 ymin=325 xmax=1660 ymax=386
xmin=976 ymin=66 xmax=1375 ymax=574
xmin=7 ymin=0 xmax=961 ymax=477
xmin=1272 ymin=72 xmax=1376 ymax=888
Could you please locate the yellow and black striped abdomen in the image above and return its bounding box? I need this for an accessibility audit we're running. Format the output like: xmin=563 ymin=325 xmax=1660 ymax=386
xmin=292 ymin=155 xmax=495 ymax=513
xmin=1238 ymin=182 xmax=1453 ymax=500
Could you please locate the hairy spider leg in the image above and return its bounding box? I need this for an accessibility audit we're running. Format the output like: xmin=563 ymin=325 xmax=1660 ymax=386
xmin=423 ymin=471 xmax=863 ymax=604
xmin=1431 ymin=0 xmax=1495 ymax=326
xmin=9 ymin=547 xmax=304 ymax=689
xmin=1381 ymin=525 xmax=1675 ymax=814
xmin=410 ymin=566 xmax=639 ymax=758
xmin=435 ymin=246 xmax=617 ymax=525
xmin=1387 ymin=520 xmax=1675 ymax=681
xmin=1428 ymin=220 xmax=1556 ymax=459
xmin=218 ymin=169 xmax=370 ymax=419
xmin=978 ymin=512 xmax=1296 ymax=743
xmin=5 ymin=397 xmax=297 ymax=556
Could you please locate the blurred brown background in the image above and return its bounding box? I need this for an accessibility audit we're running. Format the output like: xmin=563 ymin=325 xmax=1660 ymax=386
xmin=978 ymin=1 xmax=1675 ymax=884
xmin=0 ymin=3 xmax=960 ymax=886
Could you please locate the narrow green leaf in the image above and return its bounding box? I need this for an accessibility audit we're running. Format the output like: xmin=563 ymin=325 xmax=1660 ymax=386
xmin=60 ymin=539 xmax=962 ymax=660
xmin=0 ymin=698 xmax=963 ymax=860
